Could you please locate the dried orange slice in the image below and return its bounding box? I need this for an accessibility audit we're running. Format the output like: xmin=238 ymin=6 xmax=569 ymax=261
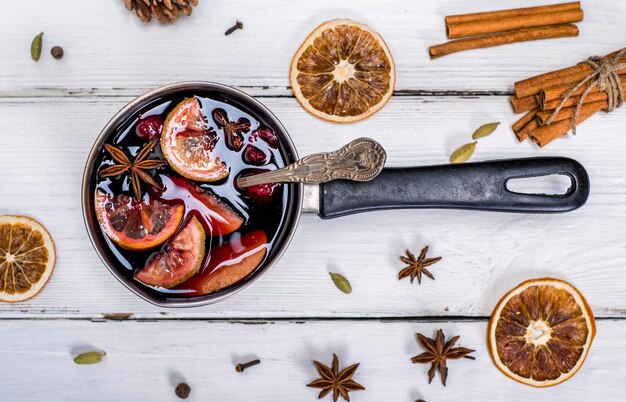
xmin=161 ymin=97 xmax=230 ymax=182
xmin=290 ymin=19 xmax=395 ymax=123
xmin=488 ymin=278 xmax=595 ymax=387
xmin=0 ymin=215 xmax=56 ymax=302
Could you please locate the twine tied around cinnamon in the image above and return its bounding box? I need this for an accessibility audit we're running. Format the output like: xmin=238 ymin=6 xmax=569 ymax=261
xmin=546 ymin=47 xmax=626 ymax=134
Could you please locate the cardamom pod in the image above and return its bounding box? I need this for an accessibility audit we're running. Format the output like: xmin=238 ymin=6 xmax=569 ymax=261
xmin=31 ymin=32 xmax=43 ymax=61
xmin=329 ymin=272 xmax=352 ymax=294
xmin=449 ymin=141 xmax=477 ymax=164
xmin=472 ymin=122 xmax=500 ymax=139
xmin=73 ymin=351 xmax=106 ymax=365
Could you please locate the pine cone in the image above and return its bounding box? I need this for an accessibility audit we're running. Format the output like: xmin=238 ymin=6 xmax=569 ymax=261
xmin=124 ymin=0 xmax=198 ymax=24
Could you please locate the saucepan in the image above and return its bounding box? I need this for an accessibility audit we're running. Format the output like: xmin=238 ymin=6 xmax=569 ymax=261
xmin=82 ymin=82 xmax=590 ymax=307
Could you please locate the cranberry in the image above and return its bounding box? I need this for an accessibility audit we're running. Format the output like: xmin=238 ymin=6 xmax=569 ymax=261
xmin=135 ymin=115 xmax=163 ymax=141
xmin=246 ymin=182 xmax=281 ymax=204
xmin=255 ymin=127 xmax=279 ymax=148
xmin=243 ymin=145 xmax=268 ymax=165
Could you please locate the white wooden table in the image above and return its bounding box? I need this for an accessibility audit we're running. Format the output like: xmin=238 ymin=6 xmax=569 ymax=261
xmin=1 ymin=1 xmax=625 ymax=401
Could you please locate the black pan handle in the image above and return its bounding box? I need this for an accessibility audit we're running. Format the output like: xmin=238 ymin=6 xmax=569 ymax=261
xmin=318 ymin=157 xmax=590 ymax=219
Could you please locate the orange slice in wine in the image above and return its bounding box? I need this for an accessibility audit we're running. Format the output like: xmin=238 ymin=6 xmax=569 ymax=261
xmin=0 ymin=215 xmax=55 ymax=302
xmin=181 ymin=229 xmax=267 ymax=295
xmin=158 ymin=176 xmax=243 ymax=236
xmin=161 ymin=97 xmax=230 ymax=182
xmin=488 ymin=278 xmax=595 ymax=387
xmin=95 ymin=191 xmax=184 ymax=251
xmin=135 ymin=216 xmax=206 ymax=289
xmin=290 ymin=19 xmax=395 ymax=123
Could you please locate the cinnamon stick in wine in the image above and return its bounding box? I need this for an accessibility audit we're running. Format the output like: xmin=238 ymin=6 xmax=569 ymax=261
xmin=446 ymin=9 xmax=583 ymax=39
xmin=445 ymin=2 xmax=580 ymax=25
xmin=430 ymin=25 xmax=579 ymax=60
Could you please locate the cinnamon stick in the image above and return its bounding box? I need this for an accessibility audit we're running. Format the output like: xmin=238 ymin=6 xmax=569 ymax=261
xmin=539 ymin=74 xmax=626 ymax=104
xmin=517 ymin=119 xmax=540 ymax=142
xmin=536 ymin=100 xmax=607 ymax=125
xmin=445 ymin=2 xmax=580 ymax=25
xmin=529 ymin=107 xmax=598 ymax=147
xmin=540 ymin=90 xmax=612 ymax=111
xmin=430 ymin=24 xmax=579 ymax=60
xmin=446 ymin=9 xmax=583 ymax=39
xmin=514 ymin=50 xmax=626 ymax=98
xmin=517 ymin=69 xmax=593 ymax=98
xmin=513 ymin=109 xmax=538 ymax=142
xmin=513 ymin=109 xmax=538 ymax=133
xmin=510 ymin=94 xmax=539 ymax=114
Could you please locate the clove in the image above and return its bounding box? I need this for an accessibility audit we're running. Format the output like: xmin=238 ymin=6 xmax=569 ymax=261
xmin=235 ymin=359 xmax=260 ymax=372
xmin=225 ymin=20 xmax=243 ymax=35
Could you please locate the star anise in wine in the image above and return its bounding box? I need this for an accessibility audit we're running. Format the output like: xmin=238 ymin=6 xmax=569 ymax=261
xmin=411 ymin=329 xmax=475 ymax=386
xmin=398 ymin=246 xmax=442 ymax=285
xmin=307 ymin=354 xmax=365 ymax=402
xmin=99 ymin=141 xmax=166 ymax=200
xmin=212 ymin=108 xmax=251 ymax=151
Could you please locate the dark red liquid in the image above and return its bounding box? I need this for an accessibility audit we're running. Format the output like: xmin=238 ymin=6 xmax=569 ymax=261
xmin=94 ymin=95 xmax=291 ymax=297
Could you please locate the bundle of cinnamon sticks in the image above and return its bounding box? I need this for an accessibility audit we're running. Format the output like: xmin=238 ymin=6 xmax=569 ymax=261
xmin=430 ymin=2 xmax=583 ymax=59
xmin=511 ymin=49 xmax=626 ymax=147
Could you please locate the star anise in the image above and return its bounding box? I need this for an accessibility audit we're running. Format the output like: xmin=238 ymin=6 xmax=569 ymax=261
xmin=99 ymin=141 xmax=166 ymax=200
xmin=212 ymin=108 xmax=251 ymax=151
xmin=398 ymin=246 xmax=442 ymax=285
xmin=307 ymin=354 xmax=365 ymax=402
xmin=411 ymin=329 xmax=475 ymax=386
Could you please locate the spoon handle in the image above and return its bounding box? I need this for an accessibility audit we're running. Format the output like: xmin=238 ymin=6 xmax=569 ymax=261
xmin=236 ymin=137 xmax=387 ymax=188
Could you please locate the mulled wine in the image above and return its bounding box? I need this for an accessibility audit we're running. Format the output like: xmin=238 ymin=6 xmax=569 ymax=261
xmin=92 ymin=93 xmax=292 ymax=298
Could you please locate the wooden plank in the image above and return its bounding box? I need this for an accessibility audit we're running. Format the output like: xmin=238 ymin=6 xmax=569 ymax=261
xmin=0 ymin=96 xmax=624 ymax=318
xmin=0 ymin=318 xmax=620 ymax=401
xmin=1 ymin=0 xmax=625 ymax=96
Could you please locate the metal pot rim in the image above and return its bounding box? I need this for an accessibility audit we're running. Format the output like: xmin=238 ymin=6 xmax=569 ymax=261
xmin=81 ymin=81 xmax=303 ymax=308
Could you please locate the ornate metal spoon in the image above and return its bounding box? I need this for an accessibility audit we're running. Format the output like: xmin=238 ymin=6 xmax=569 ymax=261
xmin=236 ymin=137 xmax=387 ymax=188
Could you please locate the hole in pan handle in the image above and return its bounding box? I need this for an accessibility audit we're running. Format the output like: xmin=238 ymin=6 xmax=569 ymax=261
xmin=505 ymin=174 xmax=573 ymax=195
xmin=318 ymin=157 xmax=590 ymax=219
